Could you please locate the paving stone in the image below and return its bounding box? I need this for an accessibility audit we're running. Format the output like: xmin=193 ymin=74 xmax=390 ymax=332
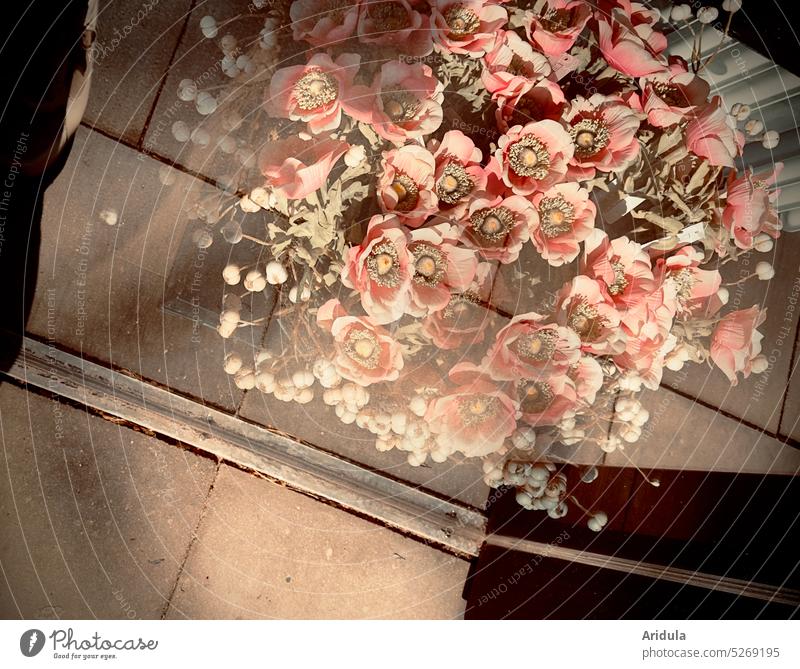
xmin=24 ymin=126 xmax=249 ymax=411
xmin=165 ymin=465 xmax=469 ymax=619
xmin=605 ymin=388 xmax=800 ymax=474
xmin=84 ymin=0 xmax=194 ymax=145
xmin=0 ymin=381 xmax=218 ymax=619
xmin=662 ymin=232 xmax=800 ymax=434
xmin=779 ymin=327 xmax=800 ymax=440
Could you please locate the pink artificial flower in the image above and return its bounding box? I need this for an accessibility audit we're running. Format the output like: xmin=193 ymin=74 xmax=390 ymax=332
xmin=515 ymin=370 xmax=578 ymax=427
xmin=426 ymin=363 xmax=519 ymax=457
xmin=554 ymin=275 xmax=625 ymax=355
xmin=722 ymin=164 xmax=783 ymax=250
xmin=496 ymin=120 xmax=574 ymax=195
xmin=563 ymin=94 xmax=642 ymax=180
xmin=710 ymin=306 xmax=767 ymax=385
xmin=430 ymin=0 xmax=508 ymax=57
xmin=483 ymin=312 xmax=581 ymax=380
xmin=613 ymin=288 xmax=676 ymax=390
xmin=582 ymin=229 xmax=655 ymax=316
xmin=596 ymin=7 xmax=666 ymax=77
xmin=259 ymin=136 xmax=349 ymax=200
xmin=523 ymin=0 xmax=592 ymax=57
xmin=462 ymin=193 xmax=534 ymax=263
xmin=341 ymin=215 xmax=413 ymax=324
xmin=346 ymin=61 xmax=444 ymax=144
xmin=482 ymin=30 xmax=552 ymax=94
xmin=267 ymin=52 xmax=368 ymax=134
xmin=377 ymin=144 xmax=438 ymax=226
xmin=656 ymin=246 xmax=722 ymax=318
xmin=493 ymin=78 xmax=567 ymax=132
xmin=529 ymin=181 xmax=596 ymax=266
xmin=407 ymin=223 xmax=479 ymax=317
xmin=317 ymin=298 xmax=404 ymax=387
xmin=357 ymin=0 xmax=433 ymax=57
xmin=570 ymin=355 xmax=603 ymax=405
xmin=422 ymin=262 xmax=495 ymax=349
xmin=428 ymin=130 xmax=488 ymax=219
xmin=290 ymin=0 xmax=361 ymax=47
xmin=640 ymin=58 xmax=711 ymax=128
xmin=686 ymin=97 xmax=744 ymax=168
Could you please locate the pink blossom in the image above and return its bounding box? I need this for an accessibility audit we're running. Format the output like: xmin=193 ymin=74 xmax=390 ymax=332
xmin=462 ymin=193 xmax=534 ymax=264
xmin=554 ymin=275 xmax=625 ymax=355
xmin=377 ymin=144 xmax=438 ymax=226
xmin=570 ymin=355 xmax=604 ymax=405
xmin=529 ymin=182 xmax=596 ymax=266
xmin=657 ymin=246 xmax=722 ymax=318
xmin=341 ymin=215 xmax=413 ymax=324
xmin=686 ymin=96 xmax=744 ymax=168
xmin=523 ymin=0 xmax=592 ymax=57
xmin=426 ymin=363 xmax=519 ymax=457
xmin=515 ymin=370 xmax=578 ymax=427
xmin=259 ymin=137 xmax=349 ymax=200
xmin=482 ymin=30 xmax=552 ymax=94
xmin=317 ymin=299 xmax=404 ymax=387
xmin=407 ymin=223 xmax=479 ymax=317
xmin=640 ymin=58 xmax=711 ymax=128
xmin=564 ymin=94 xmax=642 ymax=180
xmin=496 ymin=120 xmax=574 ymax=195
xmin=722 ymin=164 xmax=783 ymax=250
xmin=346 ymin=61 xmax=443 ymax=144
xmin=431 ymin=0 xmax=508 ymax=57
xmin=267 ymin=52 xmax=368 ymax=134
xmin=483 ymin=312 xmax=581 ymax=381
xmin=357 ymin=0 xmax=433 ymax=57
xmin=582 ymin=230 xmax=655 ymax=316
xmin=290 ymin=0 xmax=361 ymax=47
xmin=596 ymin=7 xmax=666 ymax=77
xmin=493 ymin=78 xmax=567 ymax=132
xmin=428 ymin=130 xmax=488 ymax=219
xmin=710 ymin=306 xmax=766 ymax=385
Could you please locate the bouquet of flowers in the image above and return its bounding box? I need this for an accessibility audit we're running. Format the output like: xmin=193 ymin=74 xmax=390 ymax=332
xmin=176 ymin=0 xmax=781 ymax=528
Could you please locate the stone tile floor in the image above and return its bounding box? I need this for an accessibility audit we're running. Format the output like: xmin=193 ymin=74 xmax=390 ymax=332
xmin=2 ymin=0 xmax=800 ymax=619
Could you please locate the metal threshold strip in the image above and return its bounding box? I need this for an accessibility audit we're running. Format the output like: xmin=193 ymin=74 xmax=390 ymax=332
xmin=4 ymin=336 xmax=486 ymax=557
xmin=485 ymin=534 xmax=800 ymax=607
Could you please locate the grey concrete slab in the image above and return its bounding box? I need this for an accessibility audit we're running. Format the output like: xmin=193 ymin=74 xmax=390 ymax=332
xmin=662 ymin=233 xmax=800 ymax=434
xmin=84 ymin=0 xmax=195 ymax=145
xmin=165 ymin=465 xmax=470 ymax=619
xmin=24 ymin=126 xmax=250 ymax=411
xmin=0 ymin=381 xmax=218 ymax=619
xmin=606 ymin=388 xmax=800 ymax=474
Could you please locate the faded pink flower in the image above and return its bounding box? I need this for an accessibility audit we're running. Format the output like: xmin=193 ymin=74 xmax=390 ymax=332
xmin=317 ymin=298 xmax=404 ymax=386
xmin=426 ymin=363 xmax=519 ymax=457
xmin=428 ymin=130 xmax=488 ymax=219
xmin=259 ymin=137 xmax=349 ymax=200
xmin=640 ymin=58 xmax=711 ymax=128
xmin=529 ymin=181 xmax=596 ymax=266
xmin=346 ymin=61 xmax=444 ymax=144
xmin=290 ymin=0 xmax=361 ymax=47
xmin=482 ymin=30 xmax=552 ymax=94
xmin=564 ymin=94 xmax=642 ymax=180
xmin=515 ymin=370 xmax=578 ymax=427
xmin=267 ymin=52 xmax=368 ymax=134
xmin=570 ymin=355 xmax=604 ymax=405
xmin=523 ymin=0 xmax=592 ymax=57
xmin=554 ymin=275 xmax=625 ymax=355
xmin=596 ymin=7 xmax=666 ymax=77
xmin=357 ymin=0 xmax=433 ymax=57
xmin=407 ymin=223 xmax=479 ymax=317
xmin=483 ymin=312 xmax=581 ymax=381
xmin=582 ymin=229 xmax=655 ymax=316
xmin=722 ymin=164 xmax=783 ymax=250
xmin=431 ymin=0 xmax=508 ymax=57
xmin=496 ymin=120 xmax=574 ymax=195
xmin=462 ymin=193 xmax=534 ymax=264
xmin=342 ymin=215 xmax=413 ymax=324
xmin=378 ymin=144 xmax=438 ymax=226
xmin=686 ymin=96 xmax=744 ymax=168
xmin=493 ymin=78 xmax=567 ymax=132
xmin=657 ymin=246 xmax=722 ymax=318
xmin=710 ymin=306 xmax=767 ymax=385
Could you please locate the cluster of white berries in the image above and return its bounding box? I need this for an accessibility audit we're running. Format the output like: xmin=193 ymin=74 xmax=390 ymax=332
xmin=610 ymin=397 xmax=650 ymax=447
xmin=730 ymin=103 xmax=781 ymax=151
xmin=502 ymin=462 xmax=571 ymax=518
xmin=556 ymin=410 xmax=584 ymax=445
xmin=221 ymin=260 xmax=288 ymax=293
xmin=218 ymin=293 xmax=244 ymax=339
xmin=664 ymin=341 xmax=698 ymax=372
xmin=259 ymin=18 xmax=279 ymax=50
